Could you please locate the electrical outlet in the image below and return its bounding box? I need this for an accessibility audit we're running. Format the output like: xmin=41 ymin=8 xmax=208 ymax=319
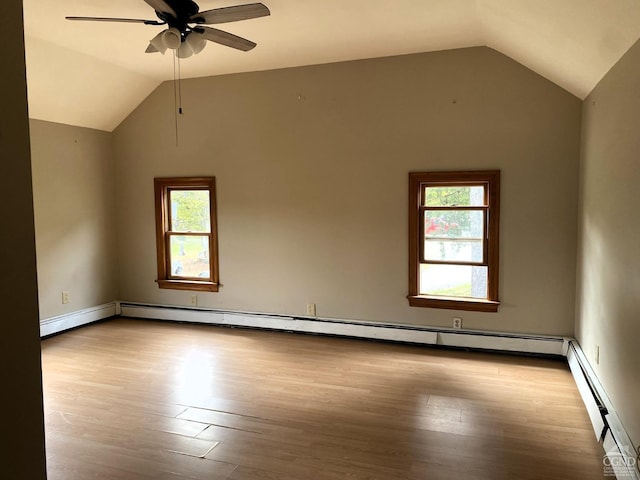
xmin=62 ymin=291 xmax=70 ymax=304
xmin=453 ymin=317 xmax=462 ymax=329
xmin=306 ymin=303 xmax=316 ymax=316
xmin=190 ymin=295 xmax=198 ymax=306
xmin=595 ymin=345 xmax=600 ymax=365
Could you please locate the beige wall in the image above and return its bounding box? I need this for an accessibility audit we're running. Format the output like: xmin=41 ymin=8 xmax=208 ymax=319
xmin=577 ymin=38 xmax=640 ymax=450
xmin=30 ymin=120 xmax=117 ymax=319
xmin=0 ymin=1 xmax=47 ymax=477
xmin=114 ymin=47 xmax=582 ymax=336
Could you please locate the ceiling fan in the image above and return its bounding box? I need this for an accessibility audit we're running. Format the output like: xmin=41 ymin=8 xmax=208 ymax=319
xmin=66 ymin=0 xmax=270 ymax=58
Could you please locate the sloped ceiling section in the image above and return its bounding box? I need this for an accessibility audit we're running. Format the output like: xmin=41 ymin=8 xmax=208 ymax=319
xmin=22 ymin=0 xmax=640 ymax=132
xmin=479 ymin=0 xmax=640 ymax=99
xmin=24 ymin=36 xmax=158 ymax=132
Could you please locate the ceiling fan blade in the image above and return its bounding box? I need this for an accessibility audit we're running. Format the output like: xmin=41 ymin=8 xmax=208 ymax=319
xmin=66 ymin=16 xmax=164 ymax=25
xmin=196 ymin=26 xmax=257 ymax=51
xmin=144 ymin=0 xmax=177 ymax=17
xmin=189 ymin=3 xmax=270 ymax=24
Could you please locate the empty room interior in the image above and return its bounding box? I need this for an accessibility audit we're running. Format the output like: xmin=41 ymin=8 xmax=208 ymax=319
xmin=2 ymin=0 xmax=639 ymax=479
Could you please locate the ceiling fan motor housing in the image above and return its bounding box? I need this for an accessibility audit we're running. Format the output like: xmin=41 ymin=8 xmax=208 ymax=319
xmin=156 ymin=0 xmax=200 ymax=32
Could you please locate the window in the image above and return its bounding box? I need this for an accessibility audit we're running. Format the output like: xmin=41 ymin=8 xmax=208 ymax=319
xmin=154 ymin=177 xmax=219 ymax=292
xmin=408 ymin=171 xmax=500 ymax=312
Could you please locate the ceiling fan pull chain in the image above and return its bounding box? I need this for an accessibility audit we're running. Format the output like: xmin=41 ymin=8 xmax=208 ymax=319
xmin=173 ymin=50 xmax=179 ymax=146
xmin=177 ymin=54 xmax=183 ymax=115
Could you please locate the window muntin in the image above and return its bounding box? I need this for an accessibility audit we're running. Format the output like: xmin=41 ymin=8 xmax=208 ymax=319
xmin=408 ymin=171 xmax=499 ymax=312
xmin=155 ymin=178 xmax=219 ymax=292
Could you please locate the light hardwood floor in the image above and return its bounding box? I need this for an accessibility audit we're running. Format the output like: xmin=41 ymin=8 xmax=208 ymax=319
xmin=42 ymin=318 xmax=605 ymax=479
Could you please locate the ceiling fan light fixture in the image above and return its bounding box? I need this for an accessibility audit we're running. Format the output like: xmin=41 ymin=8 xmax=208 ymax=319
xmin=176 ymin=41 xmax=194 ymax=58
xmin=148 ymin=31 xmax=168 ymax=54
xmin=185 ymin=31 xmax=207 ymax=55
xmin=161 ymin=27 xmax=182 ymax=49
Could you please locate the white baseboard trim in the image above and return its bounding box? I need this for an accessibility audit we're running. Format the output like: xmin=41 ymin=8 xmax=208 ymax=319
xmin=567 ymin=340 xmax=639 ymax=480
xmin=39 ymin=302 xmax=117 ymax=337
xmin=118 ymin=302 xmax=567 ymax=356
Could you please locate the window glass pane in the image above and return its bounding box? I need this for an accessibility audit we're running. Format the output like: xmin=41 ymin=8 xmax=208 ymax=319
xmin=170 ymin=235 xmax=210 ymax=279
xmin=424 ymin=186 xmax=484 ymax=207
xmin=424 ymin=239 xmax=483 ymax=262
xmin=424 ymin=210 xmax=484 ymax=239
xmin=419 ymin=264 xmax=488 ymax=298
xmin=170 ymin=190 xmax=211 ymax=232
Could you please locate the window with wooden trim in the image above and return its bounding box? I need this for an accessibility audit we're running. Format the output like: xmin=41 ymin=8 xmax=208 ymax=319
xmin=408 ymin=171 xmax=500 ymax=312
xmin=154 ymin=177 xmax=219 ymax=292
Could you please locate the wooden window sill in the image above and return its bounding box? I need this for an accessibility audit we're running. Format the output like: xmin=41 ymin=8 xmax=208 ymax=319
xmin=157 ymin=279 xmax=219 ymax=292
xmin=407 ymin=295 xmax=499 ymax=312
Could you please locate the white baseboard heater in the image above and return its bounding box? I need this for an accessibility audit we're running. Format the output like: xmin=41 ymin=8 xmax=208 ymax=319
xmin=39 ymin=302 xmax=117 ymax=337
xmin=118 ymin=302 xmax=567 ymax=356
xmin=567 ymin=341 xmax=639 ymax=480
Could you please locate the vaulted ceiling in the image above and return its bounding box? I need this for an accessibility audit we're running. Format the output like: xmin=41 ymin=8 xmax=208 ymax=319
xmin=22 ymin=0 xmax=640 ymax=131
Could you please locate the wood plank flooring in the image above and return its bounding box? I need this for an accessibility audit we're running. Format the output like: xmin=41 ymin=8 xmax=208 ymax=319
xmin=41 ymin=318 xmax=605 ymax=479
